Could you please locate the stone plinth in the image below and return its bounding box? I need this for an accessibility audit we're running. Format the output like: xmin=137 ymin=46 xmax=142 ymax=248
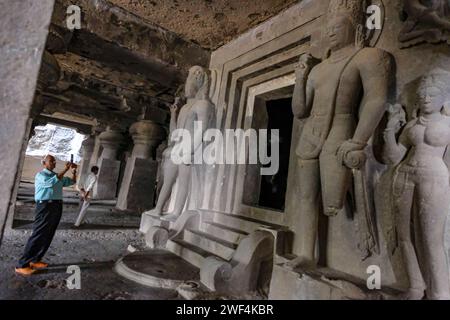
xmin=116 ymin=120 xmax=165 ymax=211
xmin=268 ymin=264 xmax=400 ymax=300
xmin=93 ymin=128 xmax=123 ymax=199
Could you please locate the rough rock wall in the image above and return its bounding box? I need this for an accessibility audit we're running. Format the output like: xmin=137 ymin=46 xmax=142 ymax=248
xmin=109 ymin=0 xmax=299 ymax=50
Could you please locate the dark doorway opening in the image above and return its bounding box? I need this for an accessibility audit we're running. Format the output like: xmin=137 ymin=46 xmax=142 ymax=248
xmin=258 ymin=98 xmax=293 ymax=211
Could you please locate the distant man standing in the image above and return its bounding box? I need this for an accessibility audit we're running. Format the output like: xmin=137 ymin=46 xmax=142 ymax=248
xmin=15 ymin=155 xmax=77 ymax=276
xmin=74 ymin=166 xmax=99 ymax=227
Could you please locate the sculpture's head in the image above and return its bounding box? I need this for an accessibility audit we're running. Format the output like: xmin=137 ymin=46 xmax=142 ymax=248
xmin=326 ymin=16 xmax=357 ymax=51
xmin=326 ymin=0 xmax=365 ymax=51
xmin=418 ymin=68 xmax=450 ymax=115
xmin=185 ymin=66 xmax=210 ymax=100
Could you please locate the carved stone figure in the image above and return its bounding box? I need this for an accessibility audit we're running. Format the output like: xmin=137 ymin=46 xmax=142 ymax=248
xmin=146 ymin=66 xmax=214 ymax=221
xmin=383 ymin=68 xmax=450 ymax=300
xmin=287 ymin=0 xmax=393 ymax=269
xmin=399 ymin=0 xmax=450 ymax=47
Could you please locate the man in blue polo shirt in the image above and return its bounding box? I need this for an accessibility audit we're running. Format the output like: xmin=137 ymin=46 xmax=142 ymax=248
xmin=15 ymin=154 xmax=77 ymax=275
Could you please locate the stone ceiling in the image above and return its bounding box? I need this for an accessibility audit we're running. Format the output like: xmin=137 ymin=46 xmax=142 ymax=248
xmin=108 ymin=0 xmax=299 ymax=50
xmin=35 ymin=0 xmax=299 ymax=135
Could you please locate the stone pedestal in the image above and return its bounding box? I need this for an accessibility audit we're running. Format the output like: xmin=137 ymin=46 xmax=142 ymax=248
xmin=116 ymin=120 xmax=165 ymax=211
xmin=93 ymin=128 xmax=123 ymax=199
xmin=268 ymin=264 xmax=399 ymax=300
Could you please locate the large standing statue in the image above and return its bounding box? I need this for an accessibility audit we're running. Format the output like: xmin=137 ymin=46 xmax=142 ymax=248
xmin=147 ymin=66 xmax=214 ymax=221
xmin=383 ymin=68 xmax=450 ymax=300
xmin=399 ymin=0 xmax=450 ymax=47
xmin=287 ymin=0 xmax=393 ymax=269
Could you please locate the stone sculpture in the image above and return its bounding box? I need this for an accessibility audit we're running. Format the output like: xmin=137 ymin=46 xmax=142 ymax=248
xmin=146 ymin=66 xmax=214 ymax=221
xmin=383 ymin=68 xmax=450 ymax=300
xmin=287 ymin=0 xmax=393 ymax=269
xmin=399 ymin=0 xmax=450 ymax=47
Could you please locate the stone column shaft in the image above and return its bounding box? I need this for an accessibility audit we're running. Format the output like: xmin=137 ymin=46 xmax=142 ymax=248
xmin=93 ymin=128 xmax=124 ymax=199
xmin=116 ymin=120 xmax=165 ymax=212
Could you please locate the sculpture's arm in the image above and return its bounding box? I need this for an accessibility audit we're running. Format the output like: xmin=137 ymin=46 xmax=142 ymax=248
xmin=353 ymin=49 xmax=393 ymax=145
xmin=292 ymin=54 xmax=316 ymax=119
xmin=169 ymin=99 xmax=181 ymax=135
xmin=383 ymin=125 xmax=410 ymax=166
xmin=292 ymin=71 xmax=314 ymax=119
xmin=169 ymin=107 xmax=178 ymax=135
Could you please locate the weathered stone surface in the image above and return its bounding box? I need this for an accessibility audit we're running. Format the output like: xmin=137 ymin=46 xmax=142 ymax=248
xmin=109 ymin=0 xmax=299 ymax=50
xmin=269 ymin=264 xmax=399 ymax=300
xmin=0 ymin=0 xmax=55 ymax=245
xmin=399 ymin=0 xmax=450 ymax=48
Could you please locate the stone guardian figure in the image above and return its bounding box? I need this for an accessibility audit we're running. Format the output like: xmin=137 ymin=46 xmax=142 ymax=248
xmin=287 ymin=0 xmax=393 ymax=269
xmin=383 ymin=68 xmax=450 ymax=300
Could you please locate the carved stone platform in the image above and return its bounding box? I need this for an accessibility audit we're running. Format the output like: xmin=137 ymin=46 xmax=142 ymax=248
xmin=121 ymin=209 xmax=291 ymax=296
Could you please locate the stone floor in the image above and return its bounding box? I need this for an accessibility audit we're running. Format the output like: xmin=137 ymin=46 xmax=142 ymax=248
xmin=0 ymin=182 xmax=181 ymax=300
xmin=0 ymin=228 xmax=181 ymax=300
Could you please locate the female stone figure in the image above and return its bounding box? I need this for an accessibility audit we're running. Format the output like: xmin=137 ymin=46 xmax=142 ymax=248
xmin=384 ymin=68 xmax=450 ymax=300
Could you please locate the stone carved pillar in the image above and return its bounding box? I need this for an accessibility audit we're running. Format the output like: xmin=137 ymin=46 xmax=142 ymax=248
xmin=93 ymin=127 xmax=124 ymax=199
xmin=77 ymin=136 xmax=95 ymax=189
xmin=116 ymin=120 xmax=165 ymax=212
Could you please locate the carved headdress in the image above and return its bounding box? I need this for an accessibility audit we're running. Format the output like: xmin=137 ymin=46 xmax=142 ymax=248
xmin=327 ymin=0 xmax=367 ymax=28
xmin=420 ymin=67 xmax=450 ymax=93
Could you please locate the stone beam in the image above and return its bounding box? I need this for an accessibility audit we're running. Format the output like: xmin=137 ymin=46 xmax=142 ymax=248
xmin=36 ymin=114 xmax=93 ymax=135
xmin=52 ymin=0 xmax=210 ymax=86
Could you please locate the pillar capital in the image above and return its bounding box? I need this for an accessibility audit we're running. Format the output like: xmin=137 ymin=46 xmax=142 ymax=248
xmin=129 ymin=120 xmax=165 ymax=159
xmin=81 ymin=136 xmax=95 ymax=153
xmin=98 ymin=128 xmax=124 ymax=160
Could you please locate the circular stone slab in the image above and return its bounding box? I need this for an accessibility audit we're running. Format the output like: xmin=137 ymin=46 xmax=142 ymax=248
xmin=114 ymin=249 xmax=200 ymax=289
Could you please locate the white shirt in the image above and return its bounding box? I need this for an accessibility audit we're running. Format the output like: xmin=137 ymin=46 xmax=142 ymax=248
xmin=82 ymin=173 xmax=98 ymax=192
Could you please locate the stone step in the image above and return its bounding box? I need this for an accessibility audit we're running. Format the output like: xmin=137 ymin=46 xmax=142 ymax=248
xmin=210 ymin=211 xmax=272 ymax=234
xmin=200 ymin=221 xmax=248 ymax=245
xmin=183 ymin=229 xmax=237 ymax=261
xmin=166 ymin=239 xmax=213 ymax=268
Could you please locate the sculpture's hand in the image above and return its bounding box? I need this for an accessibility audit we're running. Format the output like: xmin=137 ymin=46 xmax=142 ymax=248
xmin=169 ymin=102 xmax=179 ymax=115
xmin=295 ymin=53 xmax=316 ymax=76
xmin=337 ymin=140 xmax=367 ymax=169
xmin=386 ymin=103 xmax=406 ymax=134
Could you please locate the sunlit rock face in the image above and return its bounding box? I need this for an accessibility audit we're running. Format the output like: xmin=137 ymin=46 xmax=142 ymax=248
xmin=26 ymin=124 xmax=85 ymax=163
